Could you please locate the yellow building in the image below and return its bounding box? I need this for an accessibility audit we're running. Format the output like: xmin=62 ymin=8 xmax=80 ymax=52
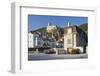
xmin=64 ymin=25 xmax=87 ymax=53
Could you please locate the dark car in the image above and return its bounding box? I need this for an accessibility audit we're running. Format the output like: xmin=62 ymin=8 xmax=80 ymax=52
xmin=44 ymin=49 xmax=56 ymax=54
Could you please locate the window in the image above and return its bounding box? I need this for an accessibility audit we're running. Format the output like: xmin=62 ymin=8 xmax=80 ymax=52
xmin=67 ymin=39 xmax=71 ymax=44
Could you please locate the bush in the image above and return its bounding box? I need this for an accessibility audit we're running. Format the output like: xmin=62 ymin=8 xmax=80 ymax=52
xmin=67 ymin=48 xmax=80 ymax=54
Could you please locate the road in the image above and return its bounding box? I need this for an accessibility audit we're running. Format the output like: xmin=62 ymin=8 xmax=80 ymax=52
xmin=28 ymin=53 xmax=88 ymax=61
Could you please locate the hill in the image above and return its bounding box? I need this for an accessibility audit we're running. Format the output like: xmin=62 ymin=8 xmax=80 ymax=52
xmin=30 ymin=23 xmax=88 ymax=39
xmin=79 ymin=23 xmax=88 ymax=34
xmin=31 ymin=27 xmax=46 ymax=34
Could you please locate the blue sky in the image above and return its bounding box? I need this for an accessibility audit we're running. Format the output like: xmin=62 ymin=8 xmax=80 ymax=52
xmin=28 ymin=15 xmax=88 ymax=32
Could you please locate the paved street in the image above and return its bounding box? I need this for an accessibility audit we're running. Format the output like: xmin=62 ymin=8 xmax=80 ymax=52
xmin=28 ymin=53 xmax=88 ymax=61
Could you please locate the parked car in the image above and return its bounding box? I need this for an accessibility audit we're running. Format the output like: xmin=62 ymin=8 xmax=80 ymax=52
xmin=44 ymin=49 xmax=56 ymax=54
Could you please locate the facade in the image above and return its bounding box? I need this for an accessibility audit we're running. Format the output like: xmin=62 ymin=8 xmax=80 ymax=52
xmin=64 ymin=25 xmax=87 ymax=53
xmin=47 ymin=22 xmax=57 ymax=33
xmin=28 ymin=32 xmax=34 ymax=48
xmin=28 ymin=32 xmax=43 ymax=48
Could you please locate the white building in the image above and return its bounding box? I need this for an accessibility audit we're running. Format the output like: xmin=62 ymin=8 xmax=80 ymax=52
xmin=28 ymin=32 xmax=34 ymax=48
xmin=28 ymin=32 xmax=43 ymax=48
xmin=47 ymin=22 xmax=57 ymax=33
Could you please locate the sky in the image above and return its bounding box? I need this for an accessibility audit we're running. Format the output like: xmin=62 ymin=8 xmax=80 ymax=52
xmin=28 ymin=15 xmax=88 ymax=32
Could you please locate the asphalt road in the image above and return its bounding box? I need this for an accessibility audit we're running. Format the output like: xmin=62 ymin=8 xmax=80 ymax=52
xmin=28 ymin=53 xmax=88 ymax=61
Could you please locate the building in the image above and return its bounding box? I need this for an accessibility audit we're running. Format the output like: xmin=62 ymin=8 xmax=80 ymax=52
xmin=28 ymin=32 xmax=34 ymax=48
xmin=64 ymin=25 xmax=87 ymax=53
xmin=56 ymin=36 xmax=64 ymax=48
xmin=47 ymin=22 xmax=57 ymax=33
xmin=28 ymin=32 xmax=43 ymax=48
xmin=28 ymin=32 xmax=56 ymax=48
xmin=48 ymin=38 xmax=56 ymax=48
